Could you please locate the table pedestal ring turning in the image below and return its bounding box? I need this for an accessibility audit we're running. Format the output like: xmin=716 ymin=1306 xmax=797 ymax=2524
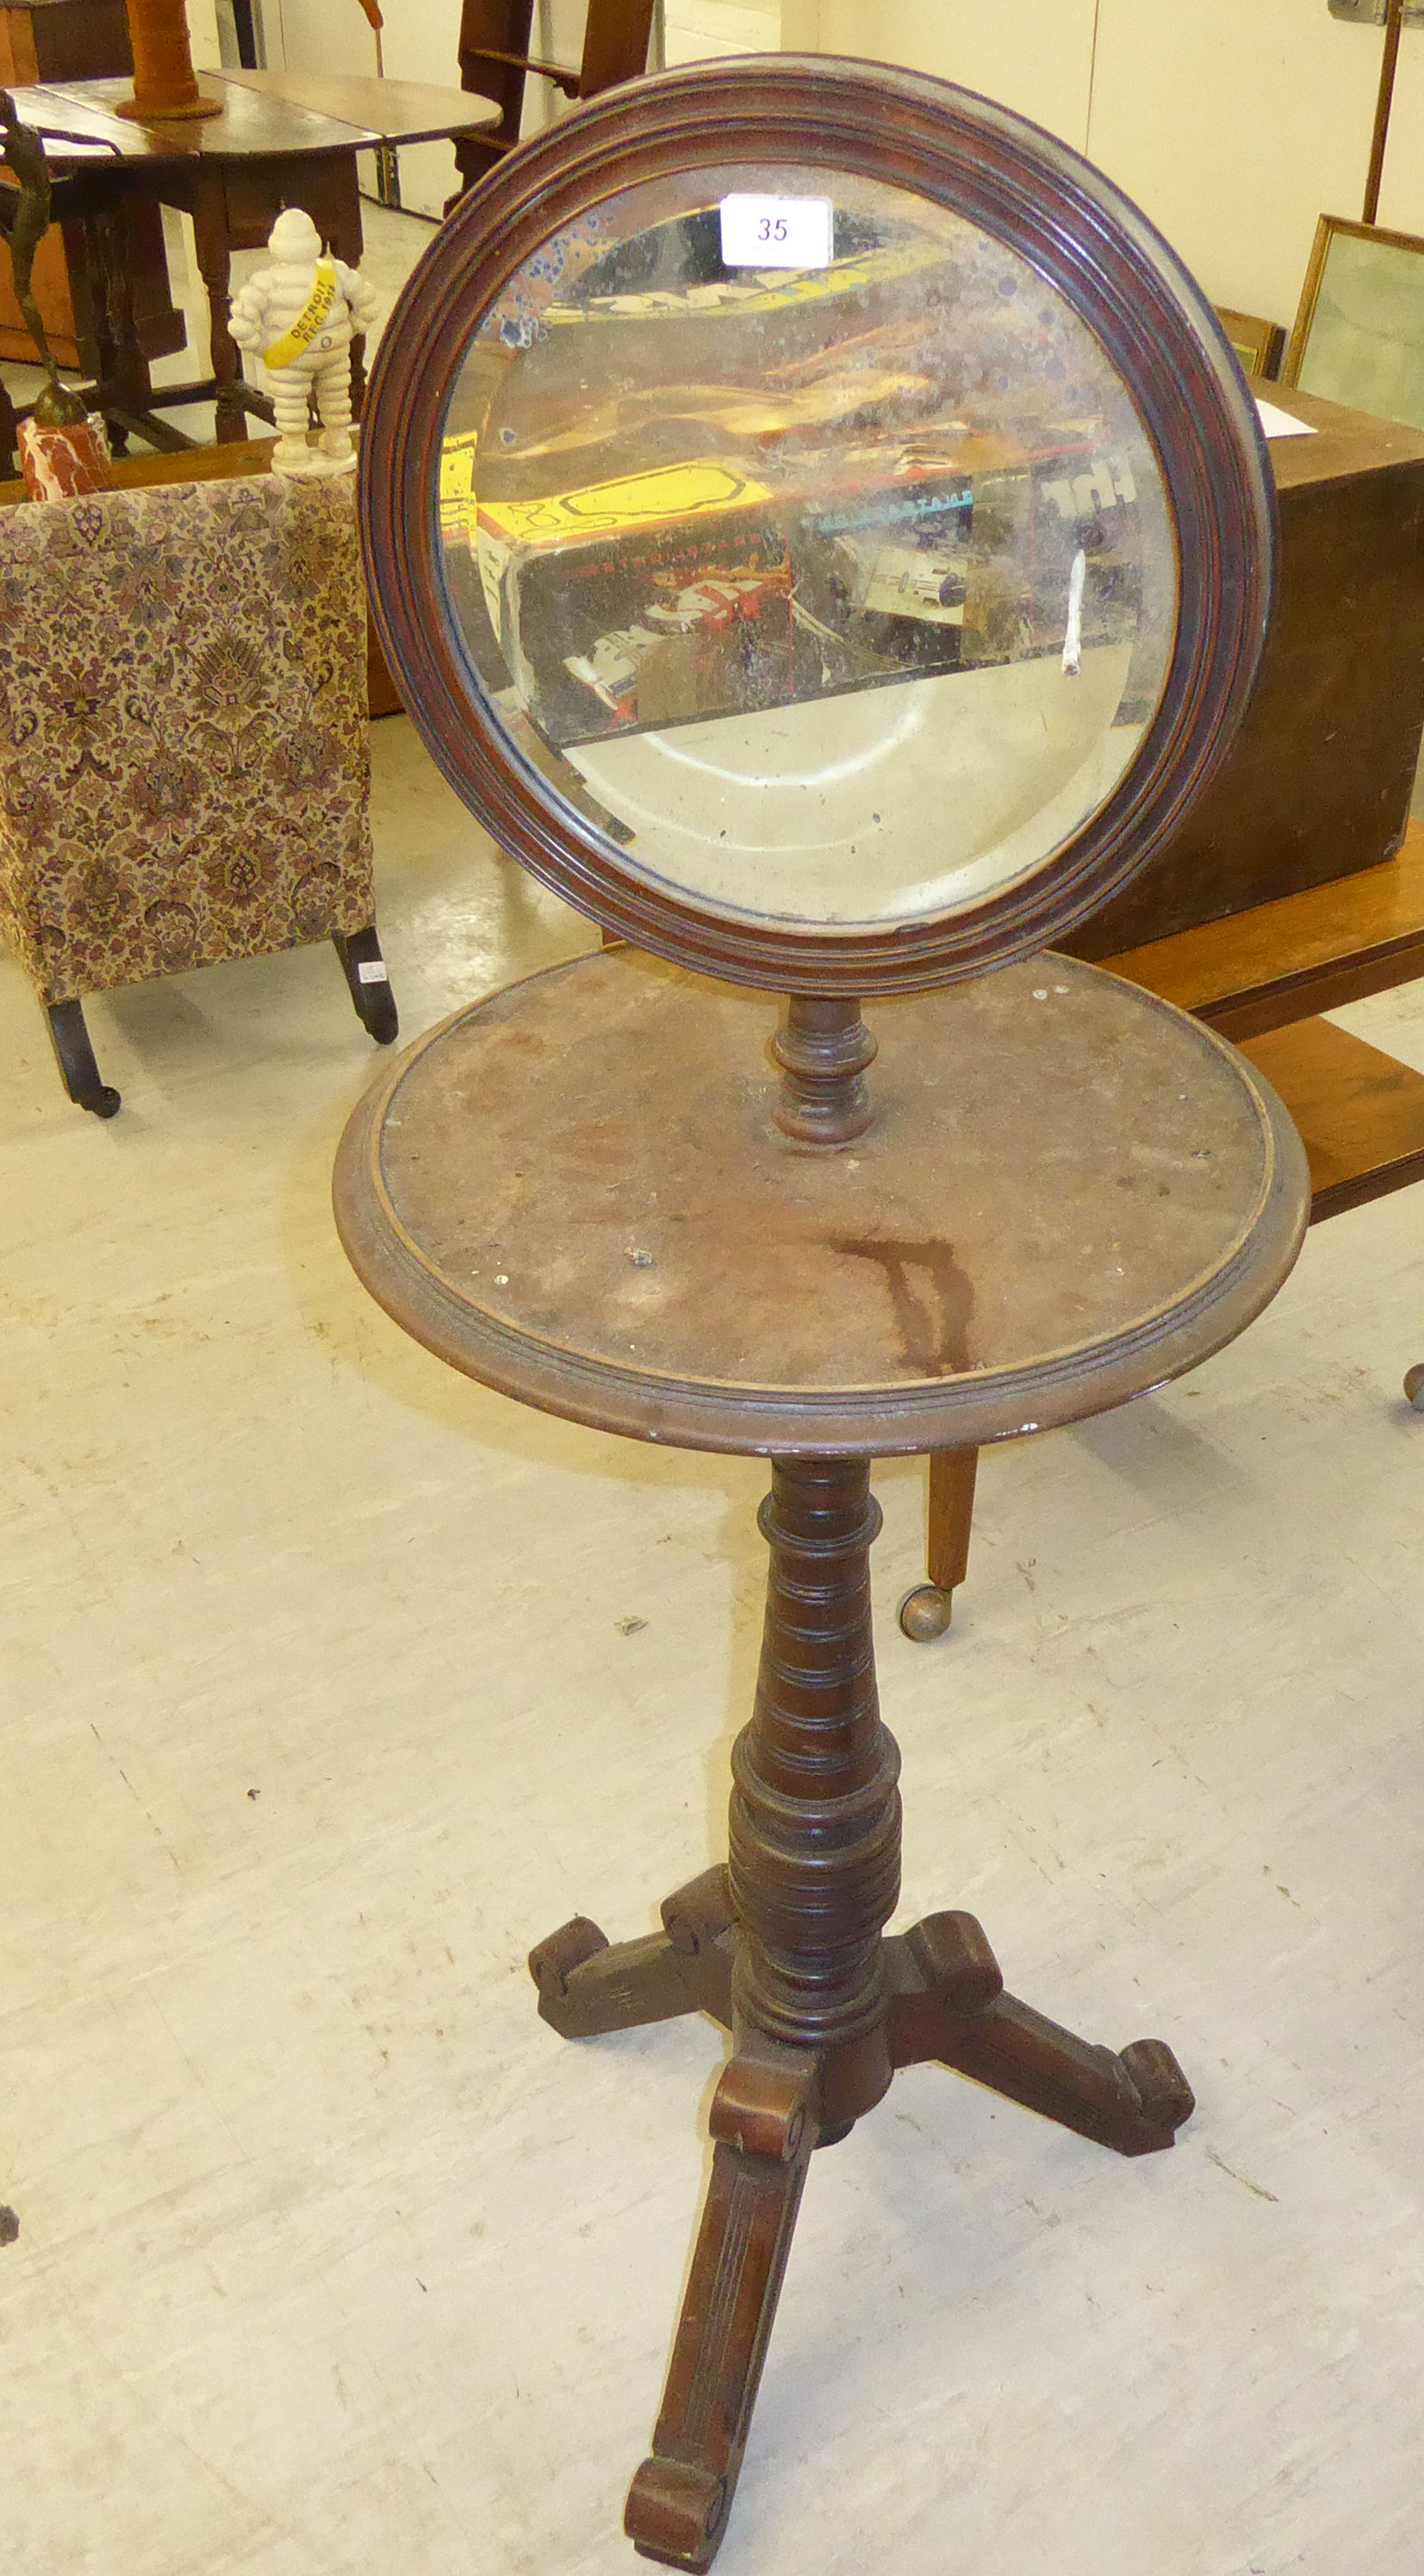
xmin=335 ymin=947 xmax=1309 ymax=2573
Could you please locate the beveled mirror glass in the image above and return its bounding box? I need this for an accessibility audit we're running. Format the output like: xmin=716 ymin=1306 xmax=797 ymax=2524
xmin=437 ymin=166 xmax=1178 ymax=933
xmin=364 ymin=58 xmax=1272 ymax=991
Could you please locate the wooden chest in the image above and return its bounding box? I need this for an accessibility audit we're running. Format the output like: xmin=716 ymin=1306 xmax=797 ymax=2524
xmin=1068 ymin=381 xmax=1424 ymax=958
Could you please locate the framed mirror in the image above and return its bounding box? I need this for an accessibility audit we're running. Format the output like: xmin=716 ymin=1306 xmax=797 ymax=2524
xmin=1284 ymin=212 xmax=1424 ymax=432
xmin=361 ymin=58 xmax=1274 ymax=994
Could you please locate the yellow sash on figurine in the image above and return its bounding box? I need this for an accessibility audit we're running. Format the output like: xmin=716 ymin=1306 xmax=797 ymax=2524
xmin=263 ymin=258 xmax=339 ymax=370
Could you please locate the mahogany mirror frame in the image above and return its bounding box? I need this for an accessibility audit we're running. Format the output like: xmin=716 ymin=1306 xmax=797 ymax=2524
xmin=360 ymin=54 xmax=1275 ymax=997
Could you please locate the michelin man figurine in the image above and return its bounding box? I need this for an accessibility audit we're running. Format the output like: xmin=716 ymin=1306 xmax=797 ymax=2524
xmin=229 ymin=208 xmax=380 ymax=473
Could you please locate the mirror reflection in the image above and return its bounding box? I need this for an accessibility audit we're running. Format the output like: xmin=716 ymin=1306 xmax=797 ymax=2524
xmin=438 ymin=167 xmax=1178 ymax=930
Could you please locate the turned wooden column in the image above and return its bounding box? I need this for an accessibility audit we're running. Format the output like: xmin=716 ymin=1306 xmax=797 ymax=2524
xmin=770 ymin=995 xmax=876 ymax=1145
xmin=729 ymin=1456 xmax=902 ymax=2131
xmin=116 ymin=0 xmax=220 ymax=118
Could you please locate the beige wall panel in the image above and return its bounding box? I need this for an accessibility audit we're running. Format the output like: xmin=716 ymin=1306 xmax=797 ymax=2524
xmin=1088 ymin=0 xmax=1387 ymax=335
xmin=1374 ymin=34 xmax=1424 ymax=239
xmin=788 ymin=3 xmax=1424 ymax=359
xmin=780 ymin=0 xmax=1098 ymax=150
xmin=667 ymin=1 xmax=781 ymax=59
xmin=188 ymin=0 xmax=221 ymax=72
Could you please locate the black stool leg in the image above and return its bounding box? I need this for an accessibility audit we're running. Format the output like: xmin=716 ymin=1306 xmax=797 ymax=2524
xmin=46 ymin=1000 xmax=120 ymax=1117
xmin=333 ymin=924 xmax=399 ymax=1045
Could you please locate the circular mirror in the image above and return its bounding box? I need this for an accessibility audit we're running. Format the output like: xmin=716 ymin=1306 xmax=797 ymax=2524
xmin=442 ymin=171 xmax=1178 ymax=931
xmin=363 ymin=61 xmax=1272 ymax=992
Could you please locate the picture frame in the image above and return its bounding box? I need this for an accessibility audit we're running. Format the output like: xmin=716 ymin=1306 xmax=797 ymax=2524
xmin=1283 ymin=212 xmax=1424 ymax=428
xmin=1216 ymin=306 xmax=1286 ymax=380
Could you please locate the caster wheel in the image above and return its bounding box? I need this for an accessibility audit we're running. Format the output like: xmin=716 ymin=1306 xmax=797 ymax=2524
xmin=1404 ymin=1364 xmax=1424 ymax=1409
xmin=527 ymin=1914 xmax=607 ymax=2000
xmin=899 ymin=1583 xmax=953 ymax=1642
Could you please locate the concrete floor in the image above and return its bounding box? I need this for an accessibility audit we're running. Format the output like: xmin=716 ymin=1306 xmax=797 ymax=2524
xmin=3 ymin=704 xmax=1424 ymax=2576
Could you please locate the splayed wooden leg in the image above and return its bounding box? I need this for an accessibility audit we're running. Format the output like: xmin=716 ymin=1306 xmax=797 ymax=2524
xmin=625 ymin=2056 xmax=814 ymax=2572
xmin=886 ymin=1913 xmax=1194 ymax=2156
xmin=529 ymin=1866 xmax=735 ymax=2037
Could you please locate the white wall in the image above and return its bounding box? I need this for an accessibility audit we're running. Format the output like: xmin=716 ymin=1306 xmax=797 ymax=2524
xmin=781 ymin=0 xmax=1100 ymax=150
xmin=1086 ymin=0 xmax=1388 ymax=326
xmin=257 ymin=0 xmax=1424 ymax=333
xmin=664 ymin=3 xmax=780 ymax=62
xmin=784 ymin=0 xmax=1424 ymax=339
xmin=187 ymin=0 xmax=222 ymax=72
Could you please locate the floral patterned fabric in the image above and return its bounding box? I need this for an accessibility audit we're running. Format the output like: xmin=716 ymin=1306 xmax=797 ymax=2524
xmin=0 ymin=473 xmax=374 ymax=1006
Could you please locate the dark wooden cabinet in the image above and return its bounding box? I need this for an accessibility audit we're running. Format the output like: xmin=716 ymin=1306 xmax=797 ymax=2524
xmin=1069 ymin=382 xmax=1424 ymax=956
xmin=0 ymin=0 xmax=183 ymax=369
xmin=0 ymin=0 xmax=130 ymax=82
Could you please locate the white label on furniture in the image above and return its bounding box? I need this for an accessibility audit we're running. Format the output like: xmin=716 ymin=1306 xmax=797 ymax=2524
xmin=1255 ymin=398 xmax=1316 ymax=439
xmin=357 ymin=960 xmax=389 ymax=983
xmin=718 ymin=196 xmax=833 ymax=269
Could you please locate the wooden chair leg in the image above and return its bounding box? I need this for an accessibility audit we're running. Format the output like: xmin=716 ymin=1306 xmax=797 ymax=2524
xmin=46 ymin=999 xmax=121 ymax=1117
xmin=332 ymin=924 xmax=399 ymax=1045
xmin=899 ymin=1447 xmax=979 ymax=1641
xmin=625 ymin=2056 xmax=815 ymax=2573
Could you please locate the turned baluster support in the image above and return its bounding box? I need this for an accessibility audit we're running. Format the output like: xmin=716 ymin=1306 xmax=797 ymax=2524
xmin=117 ymin=0 xmax=221 ymax=120
xmin=729 ymin=1456 xmax=901 ymax=2131
xmin=770 ymin=995 xmax=876 ymax=1146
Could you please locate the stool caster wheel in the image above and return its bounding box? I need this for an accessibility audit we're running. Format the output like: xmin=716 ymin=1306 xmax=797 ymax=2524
xmin=1404 ymin=1364 xmax=1424 ymax=1408
xmin=899 ymin=1583 xmax=953 ymax=1642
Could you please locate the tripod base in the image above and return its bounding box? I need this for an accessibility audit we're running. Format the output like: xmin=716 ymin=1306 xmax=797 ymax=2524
xmin=530 ymin=1867 xmax=1193 ymax=2573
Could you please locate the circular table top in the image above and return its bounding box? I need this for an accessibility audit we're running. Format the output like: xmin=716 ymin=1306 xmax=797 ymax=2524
xmin=333 ymin=948 xmax=1309 ymax=1457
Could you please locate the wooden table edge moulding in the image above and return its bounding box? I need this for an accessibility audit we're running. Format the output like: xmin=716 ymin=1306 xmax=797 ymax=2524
xmin=336 ymin=59 xmax=1311 ymax=2570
